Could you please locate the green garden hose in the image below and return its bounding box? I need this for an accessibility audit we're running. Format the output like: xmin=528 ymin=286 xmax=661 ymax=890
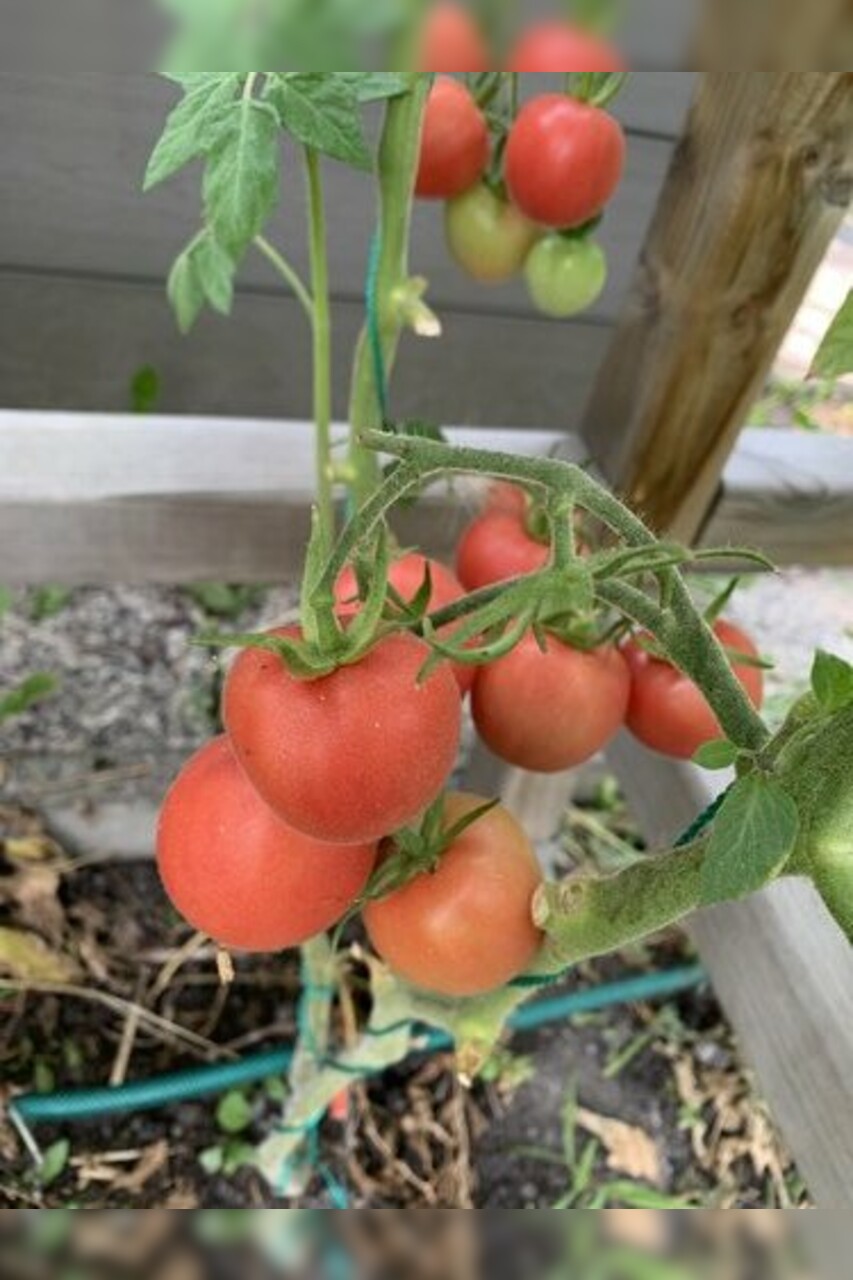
xmin=12 ymin=965 xmax=706 ymax=1126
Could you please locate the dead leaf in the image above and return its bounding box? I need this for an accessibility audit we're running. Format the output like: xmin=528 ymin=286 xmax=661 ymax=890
xmin=576 ymin=1107 xmax=662 ymax=1186
xmin=112 ymin=1141 xmax=170 ymax=1194
xmin=605 ymin=1208 xmax=669 ymax=1251
xmin=4 ymin=834 xmax=63 ymax=863
xmin=6 ymin=865 xmax=66 ymax=945
xmin=0 ymin=927 xmax=80 ymax=983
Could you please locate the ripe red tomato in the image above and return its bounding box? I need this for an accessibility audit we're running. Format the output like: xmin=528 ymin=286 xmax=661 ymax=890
xmin=224 ymin=630 xmax=461 ymax=844
xmin=472 ymin=633 xmax=630 ymax=772
xmin=335 ymin=552 xmax=474 ymax=695
xmin=507 ymin=21 xmax=625 ymax=72
xmin=525 ymin=234 xmax=607 ymax=318
xmin=505 ymin=95 xmax=626 ymax=229
xmin=415 ymin=77 xmax=490 ymax=200
xmin=418 ymin=2 xmax=490 ymax=71
xmin=445 ymin=183 xmax=539 ymax=283
xmin=157 ymin=738 xmax=376 ymax=953
xmin=625 ymin=620 xmax=765 ymax=761
xmin=363 ymin=792 xmax=544 ymax=997
xmin=456 ymin=508 xmax=550 ymax=592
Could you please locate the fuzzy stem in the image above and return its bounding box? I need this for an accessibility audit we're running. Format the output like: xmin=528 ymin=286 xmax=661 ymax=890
xmin=346 ymin=77 xmax=430 ymax=509
xmin=349 ymin=430 xmax=770 ymax=752
xmin=304 ymin=147 xmax=335 ymax=551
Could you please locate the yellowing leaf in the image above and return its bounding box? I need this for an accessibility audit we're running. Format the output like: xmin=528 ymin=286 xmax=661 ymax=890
xmin=0 ymin=927 xmax=79 ymax=983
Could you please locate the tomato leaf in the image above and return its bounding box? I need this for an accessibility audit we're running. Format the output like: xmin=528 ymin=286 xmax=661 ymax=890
xmin=216 ymin=1090 xmax=253 ymax=1135
xmin=810 ymin=289 xmax=853 ymax=380
xmin=168 ymin=232 xmax=236 ymax=334
xmin=693 ymin=740 xmax=740 ymax=771
xmin=339 ymin=73 xmax=413 ymax=103
xmin=203 ymin=100 xmax=281 ymax=258
xmin=144 ymin=73 xmax=241 ymax=190
xmin=0 ymin=673 xmax=58 ymax=723
xmin=700 ymin=777 xmax=800 ymax=906
xmin=811 ymin=650 xmax=853 ymax=713
xmin=38 ymin=1139 xmax=71 ymax=1189
xmin=265 ymin=74 xmax=373 ymax=171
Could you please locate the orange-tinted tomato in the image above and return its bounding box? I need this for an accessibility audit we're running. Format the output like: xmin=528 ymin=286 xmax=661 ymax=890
xmin=507 ymin=21 xmax=625 ymax=72
xmin=363 ymin=792 xmax=544 ymax=997
xmin=456 ymin=508 xmax=550 ymax=591
xmin=505 ymin=94 xmax=626 ymax=229
xmin=415 ymin=77 xmax=490 ymax=200
xmin=224 ymin=630 xmax=461 ymax=844
xmin=625 ymin=620 xmax=765 ymax=760
xmin=419 ymin=2 xmax=490 ymax=71
xmin=335 ymin=552 xmax=474 ymax=695
xmin=157 ymin=738 xmax=376 ymax=953
xmin=472 ymin=633 xmax=630 ymax=772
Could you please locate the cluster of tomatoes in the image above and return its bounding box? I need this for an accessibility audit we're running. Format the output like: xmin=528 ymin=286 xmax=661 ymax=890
xmin=157 ymin=478 xmax=763 ymax=1001
xmin=414 ymin=5 xmax=626 ymax=318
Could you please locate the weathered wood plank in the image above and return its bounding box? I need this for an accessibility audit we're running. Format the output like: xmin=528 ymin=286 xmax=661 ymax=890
xmin=703 ymin=426 xmax=853 ymax=567
xmin=696 ymin=0 xmax=853 ymax=68
xmin=2 ymin=414 xmax=852 ymax=583
xmin=0 ymin=73 xmax=684 ymax=326
xmin=0 ymin=273 xmax=613 ymax=430
xmin=578 ymin=71 xmax=853 ymax=541
xmin=607 ymin=733 xmax=853 ymax=1207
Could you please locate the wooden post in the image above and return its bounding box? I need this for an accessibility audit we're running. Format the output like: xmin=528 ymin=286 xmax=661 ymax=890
xmin=580 ymin=72 xmax=853 ymax=541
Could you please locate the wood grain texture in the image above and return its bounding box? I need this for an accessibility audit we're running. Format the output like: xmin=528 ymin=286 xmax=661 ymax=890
xmin=579 ymin=72 xmax=853 ymax=541
xmin=696 ymin=0 xmax=853 ymax=69
xmin=3 ymin=413 xmax=851 ymax=583
xmin=607 ymin=733 xmax=853 ymax=1207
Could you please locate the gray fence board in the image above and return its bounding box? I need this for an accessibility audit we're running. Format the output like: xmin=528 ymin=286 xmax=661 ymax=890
xmin=2 ymin=413 xmax=851 ymax=582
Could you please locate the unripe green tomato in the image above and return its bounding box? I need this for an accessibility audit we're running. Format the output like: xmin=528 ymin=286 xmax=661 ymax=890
xmin=445 ymin=183 xmax=540 ymax=284
xmin=525 ymin=235 xmax=607 ymax=318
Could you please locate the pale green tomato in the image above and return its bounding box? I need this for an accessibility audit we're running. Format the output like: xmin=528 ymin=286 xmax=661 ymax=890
xmin=445 ymin=184 xmax=539 ymax=284
xmin=524 ymin=235 xmax=608 ymax=318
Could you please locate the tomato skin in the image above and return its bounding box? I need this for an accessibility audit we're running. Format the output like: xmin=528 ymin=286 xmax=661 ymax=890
xmin=415 ymin=77 xmax=490 ymax=200
xmin=505 ymin=95 xmax=626 ymax=229
xmin=507 ymin=21 xmax=625 ymax=72
xmin=472 ymin=634 xmax=630 ymax=772
xmin=223 ymin=630 xmax=462 ymax=844
xmin=456 ymin=508 xmax=550 ymax=591
xmin=625 ymin=621 xmax=765 ymax=761
xmin=157 ymin=738 xmax=376 ymax=953
xmin=445 ymin=183 xmax=539 ymax=283
xmin=363 ymin=792 xmax=544 ymax=997
xmin=419 ymin=2 xmax=490 ymax=71
xmin=335 ymin=552 xmax=474 ymax=696
xmin=525 ymin=234 xmax=607 ymax=318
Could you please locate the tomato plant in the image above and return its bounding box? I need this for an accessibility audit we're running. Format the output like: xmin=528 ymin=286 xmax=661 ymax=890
xmin=525 ymin=233 xmax=607 ymax=318
xmin=625 ymin=621 xmax=765 ymax=761
xmin=505 ymin=94 xmax=626 ymax=229
xmin=456 ymin=506 xmax=551 ymax=590
xmin=142 ymin=63 xmax=853 ymax=1190
xmin=415 ymin=76 xmax=490 ymax=200
xmin=335 ymin=551 xmax=475 ymax=694
xmin=445 ymin=182 xmax=539 ymax=283
xmin=507 ymin=22 xmax=625 ymax=72
xmin=472 ymin=633 xmax=630 ymax=772
xmin=363 ymin=792 xmax=544 ymax=997
xmin=418 ymin=2 xmax=490 ymax=71
xmin=157 ymin=738 xmax=377 ymax=952
xmin=224 ymin=629 xmax=462 ymax=843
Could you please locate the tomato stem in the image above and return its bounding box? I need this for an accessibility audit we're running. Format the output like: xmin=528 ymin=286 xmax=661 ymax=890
xmin=346 ymin=77 xmax=430 ymax=511
xmin=304 ymin=147 xmax=335 ymax=552
xmin=254 ymin=235 xmax=314 ymax=323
